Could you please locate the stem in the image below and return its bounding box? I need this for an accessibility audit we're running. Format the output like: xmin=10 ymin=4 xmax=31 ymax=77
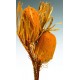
xmin=25 ymin=44 xmax=41 ymax=80
xmin=33 ymin=61 xmax=41 ymax=80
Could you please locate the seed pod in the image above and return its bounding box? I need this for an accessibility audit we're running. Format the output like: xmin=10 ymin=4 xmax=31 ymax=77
xmin=17 ymin=6 xmax=41 ymax=45
xmin=35 ymin=31 xmax=56 ymax=63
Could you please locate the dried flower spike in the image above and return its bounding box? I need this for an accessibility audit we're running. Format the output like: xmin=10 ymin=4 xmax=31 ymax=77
xmin=17 ymin=4 xmax=41 ymax=46
xmin=35 ymin=31 xmax=56 ymax=63
xmin=16 ymin=1 xmax=61 ymax=80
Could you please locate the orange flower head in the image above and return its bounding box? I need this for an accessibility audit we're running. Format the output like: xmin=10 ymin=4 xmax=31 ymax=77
xmin=17 ymin=5 xmax=41 ymax=45
xmin=35 ymin=31 xmax=56 ymax=63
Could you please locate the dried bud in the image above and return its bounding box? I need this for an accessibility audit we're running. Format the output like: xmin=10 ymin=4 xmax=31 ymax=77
xmin=35 ymin=31 xmax=56 ymax=63
xmin=17 ymin=5 xmax=41 ymax=46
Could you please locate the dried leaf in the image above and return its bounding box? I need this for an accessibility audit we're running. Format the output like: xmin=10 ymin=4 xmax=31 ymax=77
xmin=38 ymin=2 xmax=53 ymax=28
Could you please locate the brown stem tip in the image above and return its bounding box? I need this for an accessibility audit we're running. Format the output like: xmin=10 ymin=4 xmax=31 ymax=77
xmin=33 ymin=61 xmax=41 ymax=80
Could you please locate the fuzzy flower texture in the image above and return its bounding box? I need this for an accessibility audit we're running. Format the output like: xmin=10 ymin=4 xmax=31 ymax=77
xmin=16 ymin=1 xmax=59 ymax=64
xmin=16 ymin=1 xmax=62 ymax=80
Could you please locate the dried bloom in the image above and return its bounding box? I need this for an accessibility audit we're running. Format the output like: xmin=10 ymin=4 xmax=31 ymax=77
xmin=35 ymin=31 xmax=56 ymax=63
xmin=16 ymin=1 xmax=61 ymax=80
xmin=17 ymin=3 xmax=41 ymax=46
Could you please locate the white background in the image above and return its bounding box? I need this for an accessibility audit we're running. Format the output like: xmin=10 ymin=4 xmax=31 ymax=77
xmin=0 ymin=0 xmax=80 ymax=80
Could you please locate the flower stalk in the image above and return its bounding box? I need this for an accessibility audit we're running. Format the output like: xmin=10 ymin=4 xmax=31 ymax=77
xmin=16 ymin=1 xmax=61 ymax=80
xmin=33 ymin=61 xmax=41 ymax=80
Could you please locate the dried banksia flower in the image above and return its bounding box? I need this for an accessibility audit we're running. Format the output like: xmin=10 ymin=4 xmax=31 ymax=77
xmin=17 ymin=2 xmax=41 ymax=46
xmin=35 ymin=31 xmax=56 ymax=63
xmin=16 ymin=1 xmax=61 ymax=80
